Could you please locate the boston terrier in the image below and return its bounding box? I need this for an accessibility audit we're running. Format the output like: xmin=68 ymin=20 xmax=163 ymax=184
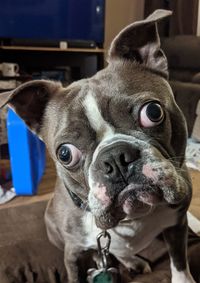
xmin=0 ymin=9 xmax=196 ymax=283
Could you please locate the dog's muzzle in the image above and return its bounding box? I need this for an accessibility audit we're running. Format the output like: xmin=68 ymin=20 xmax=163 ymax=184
xmin=88 ymin=136 xmax=189 ymax=229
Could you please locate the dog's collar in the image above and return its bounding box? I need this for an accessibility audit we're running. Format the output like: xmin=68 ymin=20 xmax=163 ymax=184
xmin=64 ymin=182 xmax=90 ymax=211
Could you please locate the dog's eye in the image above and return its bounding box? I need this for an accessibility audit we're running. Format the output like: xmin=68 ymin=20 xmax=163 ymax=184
xmin=57 ymin=144 xmax=82 ymax=168
xmin=140 ymin=102 xmax=164 ymax=127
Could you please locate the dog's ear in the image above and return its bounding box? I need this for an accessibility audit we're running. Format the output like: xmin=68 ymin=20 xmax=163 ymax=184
xmin=108 ymin=9 xmax=172 ymax=78
xmin=0 ymin=80 xmax=62 ymax=135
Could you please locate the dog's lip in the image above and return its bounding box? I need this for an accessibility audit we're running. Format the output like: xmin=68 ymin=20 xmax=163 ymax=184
xmin=94 ymin=184 xmax=163 ymax=229
xmin=118 ymin=184 xmax=141 ymax=205
xmin=118 ymin=183 xmax=163 ymax=206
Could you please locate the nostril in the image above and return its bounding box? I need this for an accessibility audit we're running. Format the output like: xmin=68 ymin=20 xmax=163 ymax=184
xmin=103 ymin=162 xmax=113 ymax=174
xmin=119 ymin=153 xmax=128 ymax=166
xmin=132 ymin=149 xmax=141 ymax=162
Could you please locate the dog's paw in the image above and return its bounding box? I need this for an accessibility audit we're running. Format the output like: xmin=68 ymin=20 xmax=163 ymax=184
xmin=171 ymin=267 xmax=196 ymax=283
xmin=129 ymin=258 xmax=151 ymax=276
xmin=172 ymin=273 xmax=196 ymax=283
xmin=119 ymin=255 xmax=151 ymax=275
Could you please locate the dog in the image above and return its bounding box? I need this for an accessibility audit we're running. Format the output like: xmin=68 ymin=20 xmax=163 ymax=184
xmin=0 ymin=9 xmax=196 ymax=283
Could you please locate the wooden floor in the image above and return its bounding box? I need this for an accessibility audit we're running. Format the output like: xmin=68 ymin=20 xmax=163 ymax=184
xmin=0 ymin=154 xmax=56 ymax=209
xmin=0 ymin=154 xmax=200 ymax=221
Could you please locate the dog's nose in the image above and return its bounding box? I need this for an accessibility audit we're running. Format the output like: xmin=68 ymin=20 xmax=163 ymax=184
xmin=98 ymin=143 xmax=140 ymax=181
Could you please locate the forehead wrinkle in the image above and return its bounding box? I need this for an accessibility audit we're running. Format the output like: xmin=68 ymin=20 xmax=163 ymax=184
xmin=83 ymin=91 xmax=114 ymax=140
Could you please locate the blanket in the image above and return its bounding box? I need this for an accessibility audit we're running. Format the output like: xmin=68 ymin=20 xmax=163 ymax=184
xmin=0 ymin=200 xmax=199 ymax=283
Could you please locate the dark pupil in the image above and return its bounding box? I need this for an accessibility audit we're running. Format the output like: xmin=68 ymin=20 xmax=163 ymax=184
xmin=146 ymin=103 xmax=162 ymax=122
xmin=59 ymin=145 xmax=71 ymax=163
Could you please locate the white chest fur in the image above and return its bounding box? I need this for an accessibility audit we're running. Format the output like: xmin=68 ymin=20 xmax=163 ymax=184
xmin=82 ymin=204 xmax=178 ymax=264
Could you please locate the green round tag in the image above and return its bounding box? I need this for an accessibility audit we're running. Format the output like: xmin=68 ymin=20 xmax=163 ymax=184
xmin=93 ymin=271 xmax=113 ymax=283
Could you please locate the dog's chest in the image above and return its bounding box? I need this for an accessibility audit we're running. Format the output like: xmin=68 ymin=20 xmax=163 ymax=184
xmin=82 ymin=205 xmax=177 ymax=260
xmin=82 ymin=214 xmax=146 ymax=257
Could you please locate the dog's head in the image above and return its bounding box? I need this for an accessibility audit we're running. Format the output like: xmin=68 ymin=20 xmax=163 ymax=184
xmin=0 ymin=10 xmax=191 ymax=229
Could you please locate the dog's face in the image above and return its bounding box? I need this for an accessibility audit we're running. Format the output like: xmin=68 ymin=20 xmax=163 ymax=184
xmin=51 ymin=61 xmax=188 ymax=230
xmin=0 ymin=10 xmax=190 ymax=229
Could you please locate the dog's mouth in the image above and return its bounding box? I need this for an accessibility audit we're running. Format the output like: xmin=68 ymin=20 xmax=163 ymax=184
xmin=94 ymin=183 xmax=163 ymax=230
xmin=118 ymin=183 xmax=163 ymax=206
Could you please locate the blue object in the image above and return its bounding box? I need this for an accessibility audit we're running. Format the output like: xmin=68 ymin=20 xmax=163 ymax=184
xmin=7 ymin=109 xmax=46 ymax=195
xmin=0 ymin=0 xmax=105 ymax=44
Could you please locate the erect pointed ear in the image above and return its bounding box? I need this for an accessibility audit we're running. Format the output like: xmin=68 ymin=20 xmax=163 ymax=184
xmin=108 ymin=9 xmax=172 ymax=78
xmin=0 ymin=80 xmax=62 ymax=135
